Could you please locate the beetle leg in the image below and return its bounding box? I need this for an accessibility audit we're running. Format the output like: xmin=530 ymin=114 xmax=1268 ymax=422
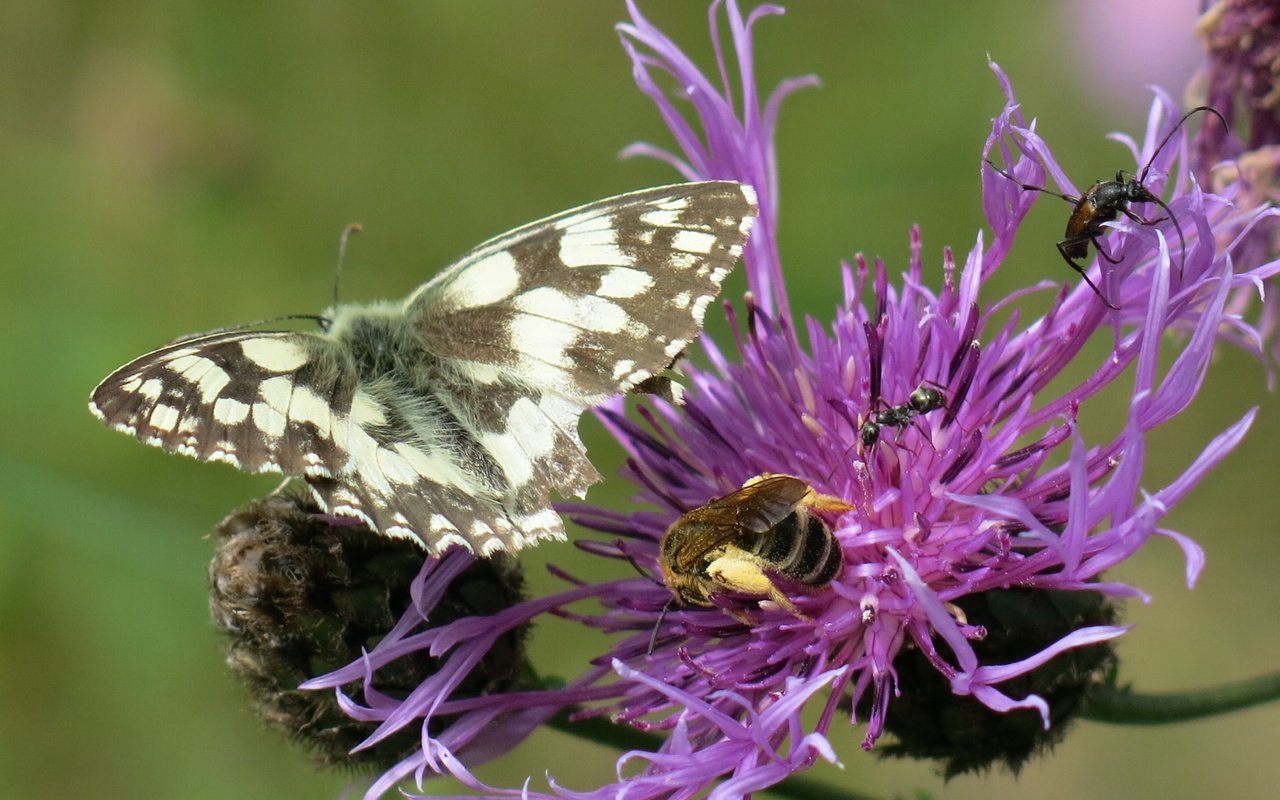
xmin=1056 ymin=238 xmax=1120 ymax=310
xmin=1056 ymin=236 xmax=1094 ymax=269
xmin=1121 ymin=207 xmax=1167 ymax=227
xmin=1091 ymin=236 xmax=1123 ymax=264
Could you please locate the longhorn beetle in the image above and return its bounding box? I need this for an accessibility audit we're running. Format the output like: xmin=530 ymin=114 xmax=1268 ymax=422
xmin=986 ymin=105 xmax=1227 ymax=309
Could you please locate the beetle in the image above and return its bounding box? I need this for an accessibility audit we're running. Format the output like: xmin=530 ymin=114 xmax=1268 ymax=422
xmin=986 ymin=105 xmax=1227 ymax=309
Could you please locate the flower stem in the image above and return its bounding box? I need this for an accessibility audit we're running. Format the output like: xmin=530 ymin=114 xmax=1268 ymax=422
xmin=1083 ymin=671 xmax=1280 ymax=724
xmin=546 ymin=710 xmax=884 ymax=800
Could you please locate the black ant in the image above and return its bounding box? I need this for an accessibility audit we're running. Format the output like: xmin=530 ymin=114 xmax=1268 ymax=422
xmin=860 ymin=384 xmax=947 ymax=448
xmin=986 ymin=105 xmax=1227 ymax=309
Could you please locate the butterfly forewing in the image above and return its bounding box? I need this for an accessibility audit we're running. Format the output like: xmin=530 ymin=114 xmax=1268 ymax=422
xmin=409 ymin=182 xmax=756 ymax=399
xmin=90 ymin=331 xmax=355 ymax=476
xmin=90 ymin=181 xmax=758 ymax=556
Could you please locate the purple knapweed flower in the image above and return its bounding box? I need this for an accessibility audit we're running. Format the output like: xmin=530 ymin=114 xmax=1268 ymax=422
xmin=1193 ymin=0 xmax=1280 ymax=367
xmin=303 ymin=2 xmax=1280 ymax=797
xmin=1195 ymin=0 xmax=1280 ymax=167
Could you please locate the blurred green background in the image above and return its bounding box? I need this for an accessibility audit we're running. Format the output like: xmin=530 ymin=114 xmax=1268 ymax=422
xmin=2 ymin=1 xmax=1276 ymax=798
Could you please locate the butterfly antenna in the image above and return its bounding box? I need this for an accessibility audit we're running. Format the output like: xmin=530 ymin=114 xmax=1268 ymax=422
xmin=166 ymin=313 xmax=331 ymax=343
xmin=334 ymin=222 xmax=363 ymax=308
xmin=1137 ymin=105 xmax=1228 ymax=183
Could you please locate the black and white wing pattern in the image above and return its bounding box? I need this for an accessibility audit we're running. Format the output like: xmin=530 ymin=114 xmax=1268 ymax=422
xmin=90 ymin=330 xmax=352 ymax=476
xmin=90 ymin=181 xmax=758 ymax=556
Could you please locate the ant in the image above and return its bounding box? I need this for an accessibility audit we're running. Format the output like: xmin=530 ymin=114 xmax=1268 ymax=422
xmin=986 ymin=105 xmax=1227 ymax=309
xmin=860 ymin=383 xmax=947 ymax=448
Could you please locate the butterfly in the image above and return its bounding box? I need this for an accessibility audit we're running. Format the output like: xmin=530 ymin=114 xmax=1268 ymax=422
xmin=89 ymin=181 xmax=758 ymax=556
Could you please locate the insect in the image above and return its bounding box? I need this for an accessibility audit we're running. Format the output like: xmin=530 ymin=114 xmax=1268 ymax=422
xmin=629 ymin=351 xmax=688 ymax=406
xmin=985 ymin=105 xmax=1227 ymax=308
xmin=859 ymin=383 xmax=947 ymax=448
xmin=90 ymin=181 xmax=758 ymax=556
xmin=658 ymin=473 xmax=852 ymax=623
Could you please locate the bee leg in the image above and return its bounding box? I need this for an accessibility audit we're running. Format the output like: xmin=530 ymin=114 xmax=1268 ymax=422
xmin=760 ymin=586 xmax=809 ymax=620
xmin=806 ymin=491 xmax=856 ymax=514
xmin=1056 ymin=238 xmax=1119 ymax=310
xmin=944 ymin=601 xmax=968 ymax=625
xmin=705 ymin=558 xmax=809 ymax=620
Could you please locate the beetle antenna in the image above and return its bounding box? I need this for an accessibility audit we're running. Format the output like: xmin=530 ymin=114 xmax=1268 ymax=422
xmin=1148 ymin=194 xmax=1189 ymax=280
xmin=1136 ymin=105 xmax=1228 ymax=184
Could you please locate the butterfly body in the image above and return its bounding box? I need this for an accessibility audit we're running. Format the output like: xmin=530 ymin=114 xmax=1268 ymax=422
xmin=91 ymin=181 xmax=758 ymax=555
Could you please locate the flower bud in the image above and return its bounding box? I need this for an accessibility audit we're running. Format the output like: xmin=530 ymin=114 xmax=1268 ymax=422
xmin=209 ymin=493 xmax=527 ymax=770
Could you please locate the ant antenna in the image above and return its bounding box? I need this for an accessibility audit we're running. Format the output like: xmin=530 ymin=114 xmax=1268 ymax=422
xmin=333 ymin=222 xmax=363 ymax=308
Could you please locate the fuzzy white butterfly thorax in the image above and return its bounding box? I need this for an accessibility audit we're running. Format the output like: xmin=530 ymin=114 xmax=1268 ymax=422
xmin=90 ymin=181 xmax=758 ymax=556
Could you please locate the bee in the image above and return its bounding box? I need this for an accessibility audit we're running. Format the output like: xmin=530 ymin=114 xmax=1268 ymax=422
xmin=859 ymin=383 xmax=947 ymax=448
xmin=985 ymin=105 xmax=1227 ymax=309
xmin=658 ymin=473 xmax=852 ymax=622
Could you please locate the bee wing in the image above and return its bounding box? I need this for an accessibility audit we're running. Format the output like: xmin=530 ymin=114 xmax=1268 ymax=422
xmin=669 ymin=475 xmax=812 ymax=569
xmin=724 ymin=474 xmax=813 ymax=533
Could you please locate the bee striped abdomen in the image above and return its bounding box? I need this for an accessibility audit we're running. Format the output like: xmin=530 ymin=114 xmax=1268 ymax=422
xmin=658 ymin=473 xmax=851 ymax=619
xmin=751 ymin=511 xmax=842 ymax=586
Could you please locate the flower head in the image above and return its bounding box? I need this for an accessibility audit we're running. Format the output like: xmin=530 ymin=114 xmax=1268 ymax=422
xmin=1195 ymin=0 xmax=1280 ymax=166
xmin=1193 ymin=0 xmax=1280 ymax=367
xmin=303 ymin=2 xmax=1280 ymax=797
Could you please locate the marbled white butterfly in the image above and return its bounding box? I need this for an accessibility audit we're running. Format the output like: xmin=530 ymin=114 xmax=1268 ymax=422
xmin=90 ymin=181 xmax=758 ymax=556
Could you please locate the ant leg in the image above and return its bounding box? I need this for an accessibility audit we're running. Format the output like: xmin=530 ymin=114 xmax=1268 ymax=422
xmin=984 ymin=160 xmax=1079 ymax=204
xmin=1056 ymin=239 xmax=1120 ymax=310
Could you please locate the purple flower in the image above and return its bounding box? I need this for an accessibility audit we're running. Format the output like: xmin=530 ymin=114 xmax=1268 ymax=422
xmin=304 ymin=2 xmax=1280 ymax=797
xmin=1193 ymin=0 xmax=1280 ymax=366
xmin=1195 ymin=0 xmax=1280 ymax=166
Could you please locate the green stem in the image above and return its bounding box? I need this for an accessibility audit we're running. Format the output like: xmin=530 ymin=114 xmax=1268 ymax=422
xmin=1083 ymin=671 xmax=1280 ymax=725
xmin=545 ymin=710 xmax=883 ymax=800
